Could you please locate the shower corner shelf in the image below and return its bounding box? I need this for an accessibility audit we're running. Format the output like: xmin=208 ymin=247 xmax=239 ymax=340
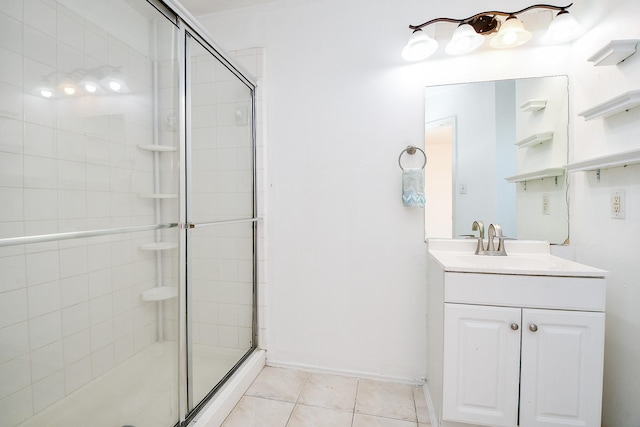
xmin=140 ymin=242 xmax=178 ymax=251
xmin=505 ymin=168 xmax=565 ymax=183
xmin=565 ymin=148 xmax=640 ymax=172
xmin=139 ymin=193 xmax=178 ymax=199
xmin=142 ymin=286 xmax=179 ymax=301
xmin=578 ymin=90 xmax=640 ymax=120
xmin=515 ymin=132 xmax=554 ymax=148
xmin=137 ymin=144 xmax=177 ymax=152
xmin=587 ymin=39 xmax=639 ymax=66
xmin=519 ymin=99 xmax=547 ymax=112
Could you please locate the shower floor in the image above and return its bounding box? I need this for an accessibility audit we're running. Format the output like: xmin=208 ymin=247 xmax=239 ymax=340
xmin=17 ymin=342 xmax=245 ymax=427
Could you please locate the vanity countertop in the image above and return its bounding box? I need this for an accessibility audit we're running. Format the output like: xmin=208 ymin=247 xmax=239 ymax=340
xmin=427 ymin=239 xmax=608 ymax=278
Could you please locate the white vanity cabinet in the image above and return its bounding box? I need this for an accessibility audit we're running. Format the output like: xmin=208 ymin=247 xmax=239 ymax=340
xmin=426 ymin=240 xmax=607 ymax=427
xmin=443 ymin=302 xmax=605 ymax=427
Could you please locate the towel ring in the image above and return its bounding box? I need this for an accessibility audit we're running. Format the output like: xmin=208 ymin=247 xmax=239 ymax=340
xmin=398 ymin=145 xmax=427 ymax=171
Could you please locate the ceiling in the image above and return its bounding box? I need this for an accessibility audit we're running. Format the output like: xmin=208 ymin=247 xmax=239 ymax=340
xmin=178 ymin=0 xmax=276 ymax=15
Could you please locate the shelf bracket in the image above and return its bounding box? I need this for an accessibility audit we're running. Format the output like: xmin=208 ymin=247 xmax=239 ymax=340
xmin=523 ymin=181 xmax=527 ymax=190
xmin=555 ymin=176 xmax=558 ymax=185
xmin=596 ymin=168 xmax=601 ymax=182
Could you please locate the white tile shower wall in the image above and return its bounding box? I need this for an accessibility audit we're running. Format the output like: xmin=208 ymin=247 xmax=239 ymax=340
xmin=0 ymin=2 xmax=176 ymax=425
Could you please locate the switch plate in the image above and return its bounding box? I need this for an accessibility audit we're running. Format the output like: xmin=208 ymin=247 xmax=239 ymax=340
xmin=459 ymin=184 xmax=467 ymax=194
xmin=611 ymin=189 xmax=625 ymax=219
xmin=542 ymin=194 xmax=550 ymax=215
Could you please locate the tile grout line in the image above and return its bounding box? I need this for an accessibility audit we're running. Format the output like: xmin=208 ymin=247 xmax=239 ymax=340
xmin=283 ymin=371 xmax=310 ymax=426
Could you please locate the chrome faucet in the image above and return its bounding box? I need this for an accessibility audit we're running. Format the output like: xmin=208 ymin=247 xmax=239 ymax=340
xmin=486 ymin=223 xmax=507 ymax=256
xmin=471 ymin=220 xmax=485 ymax=255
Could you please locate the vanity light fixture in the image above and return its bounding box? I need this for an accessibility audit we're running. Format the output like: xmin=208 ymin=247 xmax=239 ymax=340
xmin=403 ymin=3 xmax=581 ymax=61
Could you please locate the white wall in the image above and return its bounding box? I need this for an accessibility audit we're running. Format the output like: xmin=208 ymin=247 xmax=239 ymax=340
xmin=197 ymin=0 xmax=640 ymax=425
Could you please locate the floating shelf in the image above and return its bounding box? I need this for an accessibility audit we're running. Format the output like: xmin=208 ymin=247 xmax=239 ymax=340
xmin=515 ymin=132 xmax=554 ymax=148
xmin=565 ymin=148 xmax=640 ymax=172
xmin=142 ymin=286 xmax=179 ymax=301
xmin=140 ymin=242 xmax=178 ymax=251
xmin=578 ymin=90 xmax=640 ymax=120
xmin=137 ymin=144 xmax=177 ymax=152
xmin=587 ymin=39 xmax=639 ymax=66
xmin=138 ymin=193 xmax=178 ymax=199
xmin=519 ymin=99 xmax=547 ymax=112
xmin=505 ymin=168 xmax=565 ymax=183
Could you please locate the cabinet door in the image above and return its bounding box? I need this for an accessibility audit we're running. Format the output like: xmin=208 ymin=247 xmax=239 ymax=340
xmin=520 ymin=309 xmax=605 ymax=427
xmin=443 ymin=303 xmax=522 ymax=427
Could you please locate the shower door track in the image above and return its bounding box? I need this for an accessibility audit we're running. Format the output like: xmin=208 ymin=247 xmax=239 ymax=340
xmin=0 ymin=223 xmax=178 ymax=247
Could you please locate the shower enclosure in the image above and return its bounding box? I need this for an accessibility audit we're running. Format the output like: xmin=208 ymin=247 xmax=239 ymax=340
xmin=0 ymin=1 xmax=257 ymax=426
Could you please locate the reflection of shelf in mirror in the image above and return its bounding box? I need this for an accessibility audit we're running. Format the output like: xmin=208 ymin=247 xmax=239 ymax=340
xmin=578 ymin=90 xmax=640 ymax=120
xmin=587 ymin=40 xmax=639 ymax=66
xmin=565 ymin=149 xmax=640 ymax=172
xmin=140 ymin=242 xmax=178 ymax=251
xmin=505 ymin=168 xmax=565 ymax=183
xmin=515 ymin=132 xmax=554 ymax=148
xmin=137 ymin=144 xmax=177 ymax=152
xmin=142 ymin=286 xmax=179 ymax=301
xmin=138 ymin=193 xmax=178 ymax=199
xmin=519 ymin=99 xmax=547 ymax=112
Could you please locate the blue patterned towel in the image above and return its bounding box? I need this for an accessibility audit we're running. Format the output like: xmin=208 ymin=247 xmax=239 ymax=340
xmin=402 ymin=168 xmax=426 ymax=207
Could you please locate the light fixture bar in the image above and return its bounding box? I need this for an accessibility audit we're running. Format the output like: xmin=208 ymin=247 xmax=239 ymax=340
xmin=408 ymin=3 xmax=573 ymax=31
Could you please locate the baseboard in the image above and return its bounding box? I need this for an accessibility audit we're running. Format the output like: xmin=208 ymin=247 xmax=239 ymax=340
xmin=266 ymin=358 xmax=424 ymax=385
xmin=423 ymin=382 xmax=439 ymax=426
xmin=190 ymin=349 xmax=266 ymax=427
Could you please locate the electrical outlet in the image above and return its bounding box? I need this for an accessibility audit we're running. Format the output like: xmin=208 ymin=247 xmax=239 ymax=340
xmin=542 ymin=194 xmax=550 ymax=215
xmin=611 ymin=190 xmax=625 ymax=219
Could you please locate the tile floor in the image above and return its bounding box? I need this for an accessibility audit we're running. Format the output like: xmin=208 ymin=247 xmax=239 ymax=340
xmin=222 ymin=366 xmax=430 ymax=427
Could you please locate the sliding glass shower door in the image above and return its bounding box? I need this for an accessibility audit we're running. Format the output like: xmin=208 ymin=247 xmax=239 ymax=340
xmin=0 ymin=1 xmax=257 ymax=426
xmin=185 ymin=32 xmax=257 ymax=414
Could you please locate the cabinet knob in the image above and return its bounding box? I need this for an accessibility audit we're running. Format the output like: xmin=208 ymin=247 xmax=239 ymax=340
xmin=510 ymin=323 xmax=519 ymax=331
xmin=529 ymin=324 xmax=538 ymax=332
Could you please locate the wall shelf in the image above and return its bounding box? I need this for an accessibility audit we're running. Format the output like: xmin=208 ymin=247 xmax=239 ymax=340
xmin=565 ymin=149 xmax=640 ymax=172
xmin=140 ymin=242 xmax=178 ymax=251
xmin=519 ymin=99 xmax=547 ymax=112
xmin=137 ymin=144 xmax=177 ymax=152
xmin=587 ymin=39 xmax=639 ymax=66
xmin=505 ymin=168 xmax=565 ymax=183
xmin=578 ymin=90 xmax=640 ymax=120
xmin=142 ymin=286 xmax=179 ymax=301
xmin=515 ymin=132 xmax=554 ymax=148
xmin=138 ymin=193 xmax=178 ymax=199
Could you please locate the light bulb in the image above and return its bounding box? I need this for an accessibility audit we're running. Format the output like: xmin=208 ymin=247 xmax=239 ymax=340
xmin=40 ymin=89 xmax=53 ymax=98
xmin=109 ymin=80 xmax=122 ymax=92
xmin=503 ymin=31 xmax=517 ymax=46
xmin=490 ymin=16 xmax=532 ymax=49
xmin=85 ymin=83 xmax=97 ymax=93
xmin=64 ymin=86 xmax=76 ymax=95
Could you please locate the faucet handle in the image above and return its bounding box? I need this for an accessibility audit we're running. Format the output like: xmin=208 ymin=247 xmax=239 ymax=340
xmin=471 ymin=221 xmax=486 ymax=254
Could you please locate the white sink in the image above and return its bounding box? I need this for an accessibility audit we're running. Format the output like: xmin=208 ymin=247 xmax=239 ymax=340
xmin=428 ymin=238 xmax=607 ymax=277
xmin=454 ymin=254 xmax=556 ymax=271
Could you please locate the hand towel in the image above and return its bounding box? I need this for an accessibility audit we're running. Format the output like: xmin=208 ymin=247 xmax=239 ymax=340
xmin=402 ymin=168 xmax=426 ymax=207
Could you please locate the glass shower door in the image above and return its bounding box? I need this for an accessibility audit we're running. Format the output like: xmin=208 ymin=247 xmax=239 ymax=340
xmin=185 ymin=33 xmax=257 ymax=413
xmin=0 ymin=1 xmax=181 ymax=426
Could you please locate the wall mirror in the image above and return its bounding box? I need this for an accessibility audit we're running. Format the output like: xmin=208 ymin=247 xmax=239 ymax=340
xmin=424 ymin=75 xmax=569 ymax=244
